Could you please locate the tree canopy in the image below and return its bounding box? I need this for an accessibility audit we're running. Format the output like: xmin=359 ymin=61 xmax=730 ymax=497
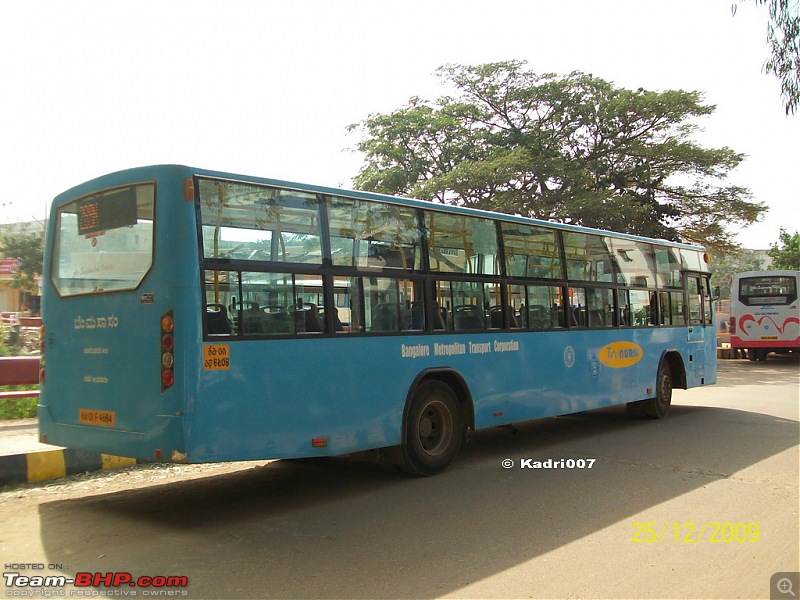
xmin=349 ymin=61 xmax=767 ymax=254
xmin=710 ymin=248 xmax=766 ymax=299
xmin=767 ymin=228 xmax=800 ymax=269
xmin=0 ymin=231 xmax=43 ymax=292
xmin=736 ymin=0 xmax=800 ymax=115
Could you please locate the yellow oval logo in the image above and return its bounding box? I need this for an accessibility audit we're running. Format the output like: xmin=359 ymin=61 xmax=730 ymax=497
xmin=598 ymin=341 xmax=643 ymax=368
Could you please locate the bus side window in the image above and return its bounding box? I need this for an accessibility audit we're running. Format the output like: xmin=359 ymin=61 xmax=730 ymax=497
xmin=659 ymin=292 xmax=670 ymax=325
xmin=344 ymin=276 xmax=424 ymax=333
xmin=586 ymin=288 xmax=614 ymax=328
xmin=688 ymin=276 xmax=704 ymax=325
xmin=568 ymin=288 xmax=587 ymax=327
xmin=670 ymin=291 xmax=686 ymax=325
xmin=629 ymin=289 xmax=655 ymax=326
xmin=434 ymin=280 xmax=496 ymax=331
xmin=618 ymin=290 xmax=630 ymax=326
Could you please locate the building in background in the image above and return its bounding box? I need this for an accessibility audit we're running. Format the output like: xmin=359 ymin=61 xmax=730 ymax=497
xmin=0 ymin=220 xmax=45 ymax=317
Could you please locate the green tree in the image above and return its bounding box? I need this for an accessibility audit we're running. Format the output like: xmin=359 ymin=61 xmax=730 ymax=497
xmin=767 ymin=228 xmax=800 ymax=269
xmin=710 ymin=249 xmax=765 ymax=298
xmin=735 ymin=0 xmax=800 ymax=115
xmin=0 ymin=231 xmax=44 ymax=293
xmin=350 ymin=61 xmax=766 ymax=253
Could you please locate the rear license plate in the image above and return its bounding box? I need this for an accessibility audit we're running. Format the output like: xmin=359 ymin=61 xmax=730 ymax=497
xmin=79 ymin=409 xmax=116 ymax=427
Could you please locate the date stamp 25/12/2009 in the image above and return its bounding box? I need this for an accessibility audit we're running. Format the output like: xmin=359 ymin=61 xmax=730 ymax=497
xmin=631 ymin=521 xmax=760 ymax=544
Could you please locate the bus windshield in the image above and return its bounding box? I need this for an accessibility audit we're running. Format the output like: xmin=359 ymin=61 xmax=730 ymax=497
xmin=738 ymin=274 xmax=798 ymax=305
xmin=51 ymin=183 xmax=155 ymax=296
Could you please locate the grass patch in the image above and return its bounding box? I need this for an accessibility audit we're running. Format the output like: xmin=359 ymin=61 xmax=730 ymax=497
xmin=0 ymin=386 xmax=38 ymax=419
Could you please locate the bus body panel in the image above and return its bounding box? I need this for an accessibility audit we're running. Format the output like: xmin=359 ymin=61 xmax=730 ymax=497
xmin=40 ymin=165 xmax=199 ymax=462
xmin=729 ymin=270 xmax=800 ymax=354
xmin=182 ymin=326 xmax=714 ymax=463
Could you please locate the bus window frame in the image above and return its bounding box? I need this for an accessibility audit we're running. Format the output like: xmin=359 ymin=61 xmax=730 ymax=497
xmin=193 ymin=175 xmax=712 ymax=341
xmin=686 ymin=272 xmax=713 ymax=327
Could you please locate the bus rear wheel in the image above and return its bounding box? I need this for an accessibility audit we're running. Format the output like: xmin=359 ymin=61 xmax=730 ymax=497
xmin=401 ymin=380 xmax=463 ymax=476
xmin=644 ymin=361 xmax=672 ymax=419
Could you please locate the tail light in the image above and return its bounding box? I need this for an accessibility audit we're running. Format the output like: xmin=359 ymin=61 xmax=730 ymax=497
xmin=729 ymin=316 xmax=736 ymax=335
xmin=161 ymin=310 xmax=175 ymax=392
xmin=39 ymin=324 xmax=45 ymax=383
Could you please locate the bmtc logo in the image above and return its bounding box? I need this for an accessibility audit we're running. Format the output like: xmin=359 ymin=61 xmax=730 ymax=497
xmin=598 ymin=341 xmax=643 ymax=369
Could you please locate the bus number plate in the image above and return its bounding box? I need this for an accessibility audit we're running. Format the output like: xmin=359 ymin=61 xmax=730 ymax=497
xmin=204 ymin=344 xmax=230 ymax=370
xmin=79 ymin=409 xmax=116 ymax=427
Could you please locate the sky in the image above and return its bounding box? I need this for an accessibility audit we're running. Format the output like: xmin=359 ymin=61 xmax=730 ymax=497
xmin=1 ymin=0 xmax=798 ymax=250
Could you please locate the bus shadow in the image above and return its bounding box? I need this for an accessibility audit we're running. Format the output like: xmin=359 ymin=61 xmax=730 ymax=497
xmin=38 ymin=402 xmax=798 ymax=599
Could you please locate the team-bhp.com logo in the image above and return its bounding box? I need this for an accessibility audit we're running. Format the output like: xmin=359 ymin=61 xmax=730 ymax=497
xmin=3 ymin=571 xmax=189 ymax=596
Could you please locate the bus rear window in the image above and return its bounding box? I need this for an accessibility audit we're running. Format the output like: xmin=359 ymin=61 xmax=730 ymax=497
xmin=51 ymin=183 xmax=155 ymax=297
xmin=738 ymin=275 xmax=798 ymax=305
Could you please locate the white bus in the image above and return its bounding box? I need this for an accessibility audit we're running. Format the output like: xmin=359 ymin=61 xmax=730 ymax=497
xmin=729 ymin=270 xmax=800 ymax=360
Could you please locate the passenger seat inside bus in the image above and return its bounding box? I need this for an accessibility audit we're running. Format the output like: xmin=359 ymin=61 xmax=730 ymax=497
xmin=453 ymin=305 xmax=485 ymax=330
xmin=490 ymin=305 xmax=518 ymax=329
xmin=291 ymin=302 xmax=324 ymax=333
xmin=307 ymin=303 xmax=325 ymax=333
xmin=371 ymin=303 xmax=400 ymax=332
xmin=239 ymin=301 xmax=267 ymax=334
xmin=206 ymin=304 xmax=234 ymax=335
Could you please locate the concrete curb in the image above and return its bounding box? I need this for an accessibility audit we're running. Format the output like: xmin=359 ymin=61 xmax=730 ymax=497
xmin=0 ymin=448 xmax=138 ymax=487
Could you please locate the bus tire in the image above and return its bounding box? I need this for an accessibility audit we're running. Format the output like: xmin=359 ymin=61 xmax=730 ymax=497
xmin=644 ymin=361 xmax=672 ymax=419
xmin=401 ymin=380 xmax=463 ymax=476
xmin=748 ymin=348 xmax=758 ymax=361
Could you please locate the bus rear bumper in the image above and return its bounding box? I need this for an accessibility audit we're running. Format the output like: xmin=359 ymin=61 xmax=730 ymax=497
xmin=37 ymin=407 xmax=187 ymax=464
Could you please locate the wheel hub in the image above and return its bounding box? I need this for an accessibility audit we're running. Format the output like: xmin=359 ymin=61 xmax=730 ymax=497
xmin=419 ymin=416 xmax=434 ymax=439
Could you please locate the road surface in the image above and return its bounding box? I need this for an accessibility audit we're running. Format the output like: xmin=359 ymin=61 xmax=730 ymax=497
xmin=1 ymin=358 xmax=798 ymax=599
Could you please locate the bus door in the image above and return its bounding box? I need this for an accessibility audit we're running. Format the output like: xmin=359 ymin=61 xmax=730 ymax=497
xmin=686 ymin=273 xmax=712 ymax=381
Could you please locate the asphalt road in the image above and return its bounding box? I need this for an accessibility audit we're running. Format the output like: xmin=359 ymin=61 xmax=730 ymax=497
xmin=1 ymin=358 xmax=798 ymax=599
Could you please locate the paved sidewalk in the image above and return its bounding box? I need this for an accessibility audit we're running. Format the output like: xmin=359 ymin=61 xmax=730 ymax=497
xmin=0 ymin=418 xmax=137 ymax=487
xmin=0 ymin=418 xmax=54 ymax=456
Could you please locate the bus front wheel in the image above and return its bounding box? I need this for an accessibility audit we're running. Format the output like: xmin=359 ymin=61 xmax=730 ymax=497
xmin=401 ymin=380 xmax=463 ymax=476
xmin=644 ymin=362 xmax=672 ymax=419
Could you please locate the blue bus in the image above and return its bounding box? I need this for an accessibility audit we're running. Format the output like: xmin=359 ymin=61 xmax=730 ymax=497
xmin=39 ymin=165 xmax=717 ymax=475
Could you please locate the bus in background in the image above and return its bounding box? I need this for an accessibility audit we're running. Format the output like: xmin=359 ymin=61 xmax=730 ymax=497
xmin=729 ymin=270 xmax=800 ymax=361
xmin=39 ymin=165 xmax=718 ymax=476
